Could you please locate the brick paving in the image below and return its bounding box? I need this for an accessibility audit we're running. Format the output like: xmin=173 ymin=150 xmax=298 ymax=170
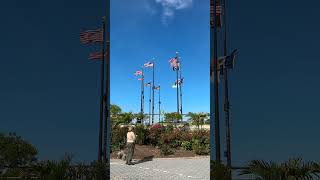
xmin=110 ymin=157 xmax=210 ymax=180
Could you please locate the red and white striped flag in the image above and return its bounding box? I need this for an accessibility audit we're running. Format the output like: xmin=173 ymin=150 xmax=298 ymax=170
xmin=210 ymin=5 xmax=222 ymax=15
xmin=80 ymin=29 xmax=103 ymax=44
xmin=144 ymin=62 xmax=154 ymax=68
xmin=169 ymin=57 xmax=180 ymax=70
xmin=138 ymin=77 xmax=144 ymax=81
xmin=210 ymin=0 xmax=223 ymax=28
xmin=134 ymin=70 xmax=143 ymax=76
xmin=169 ymin=57 xmax=177 ymax=64
xmin=88 ymin=51 xmax=103 ymax=60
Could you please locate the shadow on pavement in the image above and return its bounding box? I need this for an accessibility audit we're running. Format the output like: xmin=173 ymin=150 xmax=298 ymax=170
xmin=133 ymin=155 xmax=154 ymax=165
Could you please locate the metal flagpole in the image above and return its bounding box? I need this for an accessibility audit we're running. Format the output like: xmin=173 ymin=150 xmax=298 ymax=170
xmin=210 ymin=0 xmax=221 ymax=163
xmin=149 ymin=84 xmax=151 ymax=125
xmin=175 ymin=52 xmax=180 ymax=122
xmin=158 ymin=86 xmax=161 ymax=123
xmin=152 ymin=60 xmax=155 ymax=125
xmin=104 ymin=0 xmax=111 ymax=167
xmin=141 ymin=68 xmax=145 ymax=124
xmin=223 ymin=0 xmax=232 ymax=168
xmin=179 ymin=57 xmax=183 ymax=117
xmin=98 ymin=19 xmax=106 ymax=162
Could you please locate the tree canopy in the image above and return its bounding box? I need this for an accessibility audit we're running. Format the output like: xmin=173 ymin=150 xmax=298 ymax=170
xmin=0 ymin=133 xmax=38 ymax=167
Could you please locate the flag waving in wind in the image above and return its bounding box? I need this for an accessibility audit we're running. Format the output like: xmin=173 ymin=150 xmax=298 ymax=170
xmin=88 ymin=51 xmax=103 ymax=60
xmin=169 ymin=57 xmax=180 ymax=70
xmin=138 ymin=77 xmax=144 ymax=81
xmin=80 ymin=29 xmax=103 ymax=44
xmin=145 ymin=82 xmax=151 ymax=86
xmin=144 ymin=62 xmax=154 ymax=68
xmin=176 ymin=78 xmax=184 ymax=85
xmin=134 ymin=70 xmax=143 ymax=76
xmin=225 ymin=49 xmax=238 ymax=69
xmin=210 ymin=0 xmax=223 ymax=28
xmin=154 ymin=86 xmax=160 ymax=90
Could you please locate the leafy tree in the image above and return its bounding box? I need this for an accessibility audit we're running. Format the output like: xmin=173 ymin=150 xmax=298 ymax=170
xmin=164 ymin=112 xmax=182 ymax=124
xmin=119 ymin=112 xmax=135 ymax=124
xmin=135 ymin=113 xmax=146 ymax=124
xmin=186 ymin=112 xmax=209 ymax=130
xmin=0 ymin=133 xmax=38 ymax=168
xmin=110 ymin=104 xmax=122 ymax=121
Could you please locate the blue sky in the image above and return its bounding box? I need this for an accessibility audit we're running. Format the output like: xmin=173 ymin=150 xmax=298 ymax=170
xmin=1 ymin=0 xmax=320 ymax=165
xmin=110 ymin=0 xmax=209 ymax=114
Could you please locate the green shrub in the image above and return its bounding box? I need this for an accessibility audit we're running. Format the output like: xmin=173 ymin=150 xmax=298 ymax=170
xmin=111 ymin=126 xmax=128 ymax=151
xmin=160 ymin=132 xmax=176 ymax=148
xmin=192 ymin=138 xmax=210 ymax=155
xmin=181 ymin=141 xmax=192 ymax=151
xmin=210 ymin=160 xmax=231 ymax=180
xmin=135 ymin=125 xmax=148 ymax=145
xmin=191 ymin=130 xmax=210 ymax=155
xmin=160 ymin=144 xmax=175 ymax=155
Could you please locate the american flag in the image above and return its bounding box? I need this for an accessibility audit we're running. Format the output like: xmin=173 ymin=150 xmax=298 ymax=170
xmin=145 ymin=82 xmax=151 ymax=86
xmin=154 ymin=86 xmax=160 ymax=90
xmin=176 ymin=78 xmax=184 ymax=85
xmin=210 ymin=0 xmax=222 ymax=28
xmin=210 ymin=5 xmax=222 ymax=15
xmin=169 ymin=57 xmax=177 ymax=64
xmin=138 ymin=77 xmax=144 ymax=81
xmin=134 ymin=70 xmax=143 ymax=76
xmin=88 ymin=51 xmax=103 ymax=60
xmin=80 ymin=29 xmax=103 ymax=44
xmin=225 ymin=49 xmax=238 ymax=69
xmin=169 ymin=57 xmax=180 ymax=70
xmin=144 ymin=62 xmax=154 ymax=68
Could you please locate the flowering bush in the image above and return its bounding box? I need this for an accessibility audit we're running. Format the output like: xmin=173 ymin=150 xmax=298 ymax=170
xmin=147 ymin=124 xmax=163 ymax=146
xmin=111 ymin=126 xmax=128 ymax=151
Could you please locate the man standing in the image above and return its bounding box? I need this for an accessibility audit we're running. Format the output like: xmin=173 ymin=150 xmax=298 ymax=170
xmin=126 ymin=126 xmax=136 ymax=165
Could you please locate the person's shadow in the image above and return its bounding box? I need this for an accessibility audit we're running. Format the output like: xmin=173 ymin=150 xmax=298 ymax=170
xmin=133 ymin=155 xmax=154 ymax=165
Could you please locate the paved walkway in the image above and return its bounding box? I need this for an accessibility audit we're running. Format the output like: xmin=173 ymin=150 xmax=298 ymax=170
xmin=110 ymin=157 xmax=210 ymax=180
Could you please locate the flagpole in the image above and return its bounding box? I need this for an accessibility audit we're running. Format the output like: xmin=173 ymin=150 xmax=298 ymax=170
xmin=223 ymin=0 xmax=232 ymax=168
xmin=98 ymin=19 xmax=106 ymax=162
xmin=104 ymin=0 xmax=111 ymax=167
xmin=141 ymin=68 xmax=145 ymax=124
xmin=152 ymin=60 xmax=155 ymax=125
xmin=149 ymin=84 xmax=151 ymax=125
xmin=178 ymin=55 xmax=183 ymax=118
xmin=158 ymin=86 xmax=161 ymax=123
xmin=175 ymin=52 xmax=180 ymax=123
xmin=211 ymin=0 xmax=221 ymax=163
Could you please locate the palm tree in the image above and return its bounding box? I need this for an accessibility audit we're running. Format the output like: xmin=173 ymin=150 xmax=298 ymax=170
xmin=164 ymin=112 xmax=182 ymax=126
xmin=186 ymin=112 xmax=208 ymax=130
xmin=240 ymin=158 xmax=320 ymax=180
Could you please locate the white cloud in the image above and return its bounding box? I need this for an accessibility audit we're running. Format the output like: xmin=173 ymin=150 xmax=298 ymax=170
xmin=143 ymin=0 xmax=157 ymax=15
xmin=155 ymin=0 xmax=193 ymax=25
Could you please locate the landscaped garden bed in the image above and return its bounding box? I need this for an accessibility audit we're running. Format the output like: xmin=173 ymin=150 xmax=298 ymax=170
xmin=111 ymin=122 xmax=210 ymax=159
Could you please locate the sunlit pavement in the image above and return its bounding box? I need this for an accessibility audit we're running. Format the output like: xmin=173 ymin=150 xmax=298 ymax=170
xmin=110 ymin=157 xmax=210 ymax=180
